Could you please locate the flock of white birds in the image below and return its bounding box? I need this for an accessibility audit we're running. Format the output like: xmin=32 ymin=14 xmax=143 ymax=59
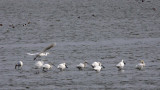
xmin=15 ymin=43 xmax=146 ymax=72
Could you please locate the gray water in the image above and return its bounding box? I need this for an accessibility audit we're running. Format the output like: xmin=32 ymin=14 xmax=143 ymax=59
xmin=0 ymin=0 xmax=160 ymax=89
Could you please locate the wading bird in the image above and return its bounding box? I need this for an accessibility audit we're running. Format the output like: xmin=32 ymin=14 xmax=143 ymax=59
xmin=57 ymin=63 xmax=68 ymax=71
xmin=35 ymin=61 xmax=44 ymax=69
xmin=93 ymin=65 xmax=102 ymax=72
xmin=91 ymin=62 xmax=105 ymax=68
xmin=42 ymin=63 xmax=53 ymax=72
xmin=77 ymin=61 xmax=88 ymax=70
xmin=15 ymin=61 xmax=23 ymax=69
xmin=116 ymin=59 xmax=126 ymax=70
xmin=136 ymin=60 xmax=145 ymax=70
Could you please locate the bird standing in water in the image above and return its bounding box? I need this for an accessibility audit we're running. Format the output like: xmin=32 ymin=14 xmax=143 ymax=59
xmin=77 ymin=61 xmax=88 ymax=70
xmin=57 ymin=63 xmax=68 ymax=71
xmin=136 ymin=60 xmax=145 ymax=70
xmin=15 ymin=61 xmax=23 ymax=69
xmin=116 ymin=59 xmax=126 ymax=70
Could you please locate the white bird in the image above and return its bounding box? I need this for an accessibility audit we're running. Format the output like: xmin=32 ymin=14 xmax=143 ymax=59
xmin=116 ymin=59 xmax=126 ymax=70
xmin=27 ymin=52 xmax=39 ymax=56
xmin=93 ymin=65 xmax=102 ymax=72
xmin=42 ymin=63 xmax=53 ymax=72
xmin=27 ymin=52 xmax=49 ymax=56
xmin=35 ymin=61 xmax=44 ymax=69
xmin=39 ymin=52 xmax=50 ymax=56
xmin=57 ymin=63 xmax=68 ymax=71
xmin=34 ymin=43 xmax=56 ymax=60
xmin=136 ymin=60 xmax=145 ymax=70
xmin=15 ymin=61 xmax=23 ymax=69
xmin=77 ymin=61 xmax=88 ymax=70
xmin=91 ymin=62 xmax=105 ymax=68
xmin=91 ymin=62 xmax=100 ymax=68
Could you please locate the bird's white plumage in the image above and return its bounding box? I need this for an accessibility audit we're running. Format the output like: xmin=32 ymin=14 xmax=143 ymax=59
xmin=57 ymin=63 xmax=67 ymax=71
xmin=91 ymin=62 xmax=105 ymax=68
xmin=42 ymin=64 xmax=52 ymax=71
xmin=77 ymin=63 xmax=85 ymax=68
xmin=27 ymin=52 xmax=49 ymax=56
xmin=93 ymin=65 xmax=102 ymax=72
xmin=91 ymin=62 xmax=100 ymax=68
xmin=39 ymin=52 xmax=49 ymax=56
xmin=15 ymin=61 xmax=23 ymax=69
xmin=136 ymin=60 xmax=145 ymax=70
xmin=116 ymin=59 xmax=125 ymax=70
xmin=35 ymin=61 xmax=44 ymax=69
xmin=77 ymin=62 xmax=88 ymax=70
xmin=27 ymin=53 xmax=39 ymax=56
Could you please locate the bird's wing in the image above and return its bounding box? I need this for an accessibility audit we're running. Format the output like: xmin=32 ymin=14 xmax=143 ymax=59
xmin=27 ymin=53 xmax=39 ymax=56
xmin=33 ymin=43 xmax=56 ymax=60
xmin=42 ymin=43 xmax=56 ymax=52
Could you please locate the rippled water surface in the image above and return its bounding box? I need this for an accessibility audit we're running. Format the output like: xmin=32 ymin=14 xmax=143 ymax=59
xmin=0 ymin=0 xmax=160 ymax=89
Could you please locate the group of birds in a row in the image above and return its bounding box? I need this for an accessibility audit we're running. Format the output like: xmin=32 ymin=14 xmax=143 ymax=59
xmin=15 ymin=59 xmax=146 ymax=72
xmin=15 ymin=43 xmax=146 ymax=72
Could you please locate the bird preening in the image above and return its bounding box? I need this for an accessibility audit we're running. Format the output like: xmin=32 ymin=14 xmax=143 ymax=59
xmin=136 ymin=60 xmax=145 ymax=70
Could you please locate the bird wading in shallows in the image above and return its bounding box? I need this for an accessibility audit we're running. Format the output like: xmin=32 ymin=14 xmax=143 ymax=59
xmin=116 ymin=59 xmax=126 ymax=70
xmin=15 ymin=61 xmax=23 ymax=69
xmin=91 ymin=62 xmax=100 ymax=68
xmin=42 ymin=62 xmax=56 ymax=72
xmin=57 ymin=63 xmax=68 ymax=71
xmin=76 ymin=61 xmax=88 ymax=70
xmin=136 ymin=60 xmax=145 ymax=70
xmin=92 ymin=62 xmax=105 ymax=72
xmin=91 ymin=62 xmax=105 ymax=68
xmin=35 ymin=61 xmax=44 ymax=69
xmin=42 ymin=64 xmax=53 ymax=72
xmin=93 ymin=65 xmax=102 ymax=72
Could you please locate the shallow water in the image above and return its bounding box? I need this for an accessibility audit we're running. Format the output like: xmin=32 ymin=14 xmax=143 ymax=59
xmin=0 ymin=0 xmax=160 ymax=89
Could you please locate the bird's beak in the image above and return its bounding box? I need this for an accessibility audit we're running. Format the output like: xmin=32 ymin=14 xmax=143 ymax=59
xmin=15 ymin=65 xmax=17 ymax=69
xmin=91 ymin=65 xmax=94 ymax=68
xmin=102 ymin=65 xmax=105 ymax=68
xmin=124 ymin=62 xmax=126 ymax=65
xmin=50 ymin=62 xmax=56 ymax=68
xmin=52 ymin=64 xmax=57 ymax=68
xmin=66 ymin=65 xmax=68 ymax=68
